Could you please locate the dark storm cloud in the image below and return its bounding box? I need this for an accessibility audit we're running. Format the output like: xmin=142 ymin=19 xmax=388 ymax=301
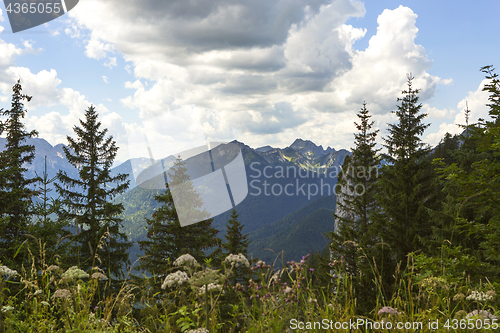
xmin=129 ymin=0 xmax=331 ymax=50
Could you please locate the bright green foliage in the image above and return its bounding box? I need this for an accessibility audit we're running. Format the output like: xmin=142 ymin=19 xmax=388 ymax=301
xmin=0 ymin=80 xmax=39 ymax=269
xmin=429 ymin=66 xmax=500 ymax=283
xmin=138 ymin=157 xmax=219 ymax=276
xmin=373 ymin=75 xmax=439 ymax=283
xmin=55 ymin=105 xmax=130 ymax=279
xmin=329 ymin=102 xmax=381 ymax=314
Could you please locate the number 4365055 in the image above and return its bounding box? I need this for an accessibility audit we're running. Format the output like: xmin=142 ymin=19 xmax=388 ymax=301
xmin=6 ymin=2 xmax=61 ymax=14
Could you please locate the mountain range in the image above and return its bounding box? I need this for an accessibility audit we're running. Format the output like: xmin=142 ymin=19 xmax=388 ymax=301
xmin=0 ymin=137 xmax=350 ymax=266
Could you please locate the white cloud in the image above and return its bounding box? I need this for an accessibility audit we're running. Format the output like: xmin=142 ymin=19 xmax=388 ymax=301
xmin=3 ymin=67 xmax=61 ymax=108
xmin=84 ymin=35 xmax=114 ymax=60
xmin=64 ymin=23 xmax=82 ymax=38
xmin=104 ymin=56 xmax=117 ymax=68
xmin=423 ymin=104 xmax=456 ymax=119
xmin=102 ymin=75 xmax=108 ymax=84
xmin=4 ymin=1 xmax=458 ymax=157
xmin=425 ymin=78 xmax=491 ymax=145
xmin=454 ymin=79 xmax=490 ymax=125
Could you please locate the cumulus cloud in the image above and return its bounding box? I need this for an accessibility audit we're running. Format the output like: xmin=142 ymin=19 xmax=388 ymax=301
xmin=70 ymin=2 xmax=446 ymax=143
xmin=85 ymin=35 xmax=114 ymax=60
xmin=425 ymin=79 xmax=491 ymax=146
xmin=4 ymin=1 xmax=456 ymax=156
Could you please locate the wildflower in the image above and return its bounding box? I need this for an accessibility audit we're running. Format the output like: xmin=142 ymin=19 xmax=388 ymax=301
xmin=466 ymin=291 xmax=493 ymax=302
xmin=162 ymin=271 xmax=189 ymax=289
xmin=198 ymin=283 xmax=222 ymax=295
xmin=453 ymin=293 xmax=465 ymax=301
xmin=1 ymin=305 xmax=14 ymax=313
xmin=486 ymin=290 xmax=496 ymax=297
xmin=420 ymin=276 xmax=448 ymax=290
xmin=51 ymin=289 xmax=71 ymax=300
xmin=173 ymin=254 xmax=198 ymax=267
xmin=466 ymin=310 xmax=497 ymax=320
xmin=310 ymin=268 xmax=314 ymax=272
xmin=187 ymin=328 xmax=209 ymax=333
xmin=224 ymin=253 xmax=250 ymax=268
xmin=61 ymin=266 xmax=89 ymax=281
xmin=378 ymin=306 xmax=399 ymax=316
xmin=283 ymin=287 xmax=293 ymax=294
xmin=46 ymin=265 xmax=60 ymax=272
xmin=0 ymin=265 xmax=18 ymax=278
xmin=190 ymin=268 xmax=223 ymax=289
xmin=91 ymin=272 xmax=109 ymax=281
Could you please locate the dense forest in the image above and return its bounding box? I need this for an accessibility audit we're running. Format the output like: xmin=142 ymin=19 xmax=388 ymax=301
xmin=0 ymin=66 xmax=499 ymax=332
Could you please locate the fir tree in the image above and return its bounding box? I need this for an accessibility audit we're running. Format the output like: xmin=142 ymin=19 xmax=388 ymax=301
xmin=0 ymin=80 xmax=39 ymax=268
xmin=220 ymin=208 xmax=251 ymax=284
xmin=328 ymin=102 xmax=381 ymax=314
xmin=138 ymin=157 xmax=219 ymax=276
xmin=373 ymin=75 xmax=438 ymax=275
xmin=55 ymin=105 xmax=130 ymax=279
xmin=29 ymin=156 xmax=72 ymax=267
xmin=222 ymin=209 xmax=250 ymax=257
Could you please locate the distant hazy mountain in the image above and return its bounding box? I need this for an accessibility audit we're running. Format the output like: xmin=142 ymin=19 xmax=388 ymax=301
xmin=0 ymin=137 xmax=150 ymax=197
xmin=0 ymin=136 xmax=350 ymax=266
xmin=115 ymin=138 xmax=350 ymax=266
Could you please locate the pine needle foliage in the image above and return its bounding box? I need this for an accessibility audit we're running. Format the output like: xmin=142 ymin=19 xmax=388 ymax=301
xmin=329 ymin=102 xmax=381 ymax=314
xmin=373 ymin=74 xmax=439 ymax=279
xmin=0 ymin=80 xmax=39 ymax=268
xmin=55 ymin=105 xmax=130 ymax=279
xmin=138 ymin=157 xmax=219 ymax=276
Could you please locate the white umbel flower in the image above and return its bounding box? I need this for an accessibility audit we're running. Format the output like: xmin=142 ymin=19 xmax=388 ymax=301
xmin=0 ymin=265 xmax=18 ymax=278
xmin=224 ymin=253 xmax=250 ymax=268
xmin=61 ymin=266 xmax=89 ymax=281
xmin=173 ymin=254 xmax=198 ymax=267
xmin=198 ymin=283 xmax=222 ymax=295
xmin=466 ymin=291 xmax=493 ymax=302
xmin=162 ymin=271 xmax=189 ymax=289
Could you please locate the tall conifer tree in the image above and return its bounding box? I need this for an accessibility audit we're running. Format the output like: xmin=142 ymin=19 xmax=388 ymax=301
xmin=56 ymin=105 xmax=130 ymax=278
xmin=0 ymin=80 xmax=39 ymax=268
xmin=329 ymin=102 xmax=380 ymax=314
xmin=222 ymin=209 xmax=250 ymax=257
xmin=373 ymin=75 xmax=438 ymax=275
xmin=138 ymin=157 xmax=219 ymax=276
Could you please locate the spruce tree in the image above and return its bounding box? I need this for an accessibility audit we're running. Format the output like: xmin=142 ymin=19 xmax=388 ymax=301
xmin=0 ymin=80 xmax=39 ymax=268
xmin=55 ymin=105 xmax=130 ymax=279
xmin=29 ymin=156 xmax=72 ymax=267
xmin=138 ymin=157 xmax=220 ymax=276
xmin=373 ymin=75 xmax=438 ymax=275
xmin=220 ymin=208 xmax=251 ymax=284
xmin=222 ymin=209 xmax=250 ymax=257
xmin=328 ymin=102 xmax=381 ymax=314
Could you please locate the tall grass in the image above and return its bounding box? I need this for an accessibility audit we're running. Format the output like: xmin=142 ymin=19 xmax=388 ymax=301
xmin=0 ymin=240 xmax=498 ymax=332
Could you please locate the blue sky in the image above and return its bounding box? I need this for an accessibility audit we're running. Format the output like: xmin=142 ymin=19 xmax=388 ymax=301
xmin=0 ymin=0 xmax=498 ymax=164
